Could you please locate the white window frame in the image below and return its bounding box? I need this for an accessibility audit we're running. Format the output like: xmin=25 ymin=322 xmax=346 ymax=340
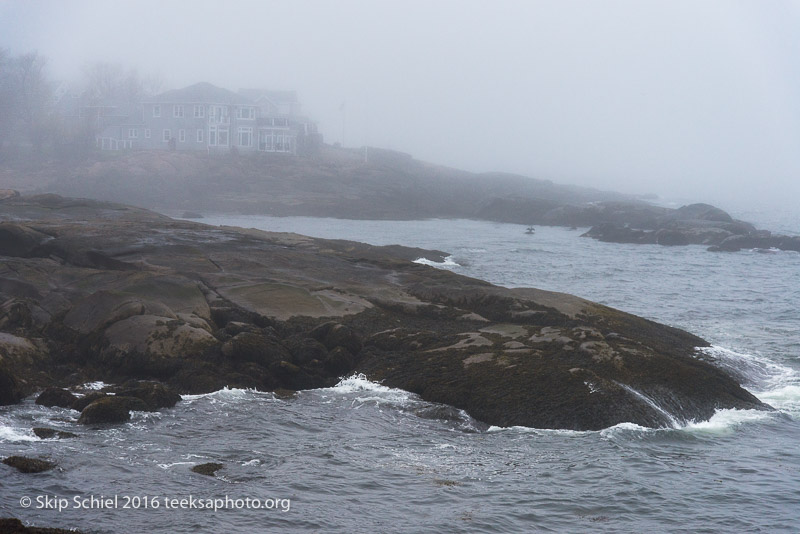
xmin=178 ymin=129 xmax=186 ymax=142
xmin=237 ymin=107 xmax=255 ymax=120
xmin=128 ymin=128 xmax=138 ymax=139
xmin=238 ymin=127 xmax=253 ymax=147
xmin=163 ymin=129 xmax=171 ymax=142
xmin=194 ymin=105 xmax=205 ymax=118
xmin=173 ymin=105 xmax=184 ymax=118
xmin=152 ymin=105 xmax=161 ymax=118
xmin=144 ymin=128 xmax=151 ymax=139
xmin=197 ymin=129 xmax=204 ymax=143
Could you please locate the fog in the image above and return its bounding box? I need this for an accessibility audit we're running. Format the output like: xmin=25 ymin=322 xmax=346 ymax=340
xmin=2 ymin=0 xmax=799 ymax=212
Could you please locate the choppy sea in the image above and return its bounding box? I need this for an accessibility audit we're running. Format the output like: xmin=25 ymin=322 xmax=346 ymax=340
xmin=2 ymin=210 xmax=799 ymax=533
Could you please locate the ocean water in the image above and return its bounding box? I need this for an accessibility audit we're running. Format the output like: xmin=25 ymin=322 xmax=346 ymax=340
xmin=2 ymin=215 xmax=799 ymax=533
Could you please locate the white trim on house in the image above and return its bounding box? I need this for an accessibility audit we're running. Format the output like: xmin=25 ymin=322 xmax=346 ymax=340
xmin=236 ymin=107 xmax=255 ymax=120
xmin=144 ymin=128 xmax=151 ymax=139
xmin=173 ymin=105 xmax=184 ymax=118
xmin=128 ymin=128 xmax=138 ymax=139
xmin=193 ymin=105 xmax=205 ymax=118
xmin=238 ymin=127 xmax=253 ymax=147
xmin=196 ymin=129 xmax=204 ymax=143
xmin=163 ymin=129 xmax=171 ymax=142
xmin=179 ymin=129 xmax=186 ymax=142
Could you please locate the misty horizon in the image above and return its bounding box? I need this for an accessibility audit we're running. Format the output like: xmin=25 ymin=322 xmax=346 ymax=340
xmin=2 ymin=0 xmax=799 ymax=213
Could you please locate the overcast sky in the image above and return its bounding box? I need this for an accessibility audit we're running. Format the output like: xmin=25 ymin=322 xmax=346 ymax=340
xmin=2 ymin=0 xmax=799 ymax=212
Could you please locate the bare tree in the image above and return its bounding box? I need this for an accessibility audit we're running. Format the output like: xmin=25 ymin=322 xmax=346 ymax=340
xmin=15 ymin=52 xmax=53 ymax=153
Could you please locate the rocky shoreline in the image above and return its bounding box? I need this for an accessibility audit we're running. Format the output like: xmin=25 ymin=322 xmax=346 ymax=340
xmin=2 ymin=150 xmax=795 ymax=255
xmin=581 ymin=203 xmax=800 ymax=252
xmin=0 ymin=194 xmax=768 ymax=434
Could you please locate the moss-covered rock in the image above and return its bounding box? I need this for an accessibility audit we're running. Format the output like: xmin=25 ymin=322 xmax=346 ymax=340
xmin=0 ymin=364 xmax=23 ymax=405
xmin=35 ymin=388 xmax=77 ymax=408
xmin=221 ymin=331 xmax=290 ymax=366
xmin=70 ymin=391 xmax=107 ymax=412
xmin=0 ymin=517 xmax=86 ymax=533
xmin=32 ymin=427 xmax=78 ymax=439
xmin=191 ymin=462 xmax=223 ymax=476
xmin=2 ymin=455 xmax=56 ymax=473
xmin=107 ymin=381 xmax=181 ymax=410
xmin=77 ymin=396 xmax=149 ymax=424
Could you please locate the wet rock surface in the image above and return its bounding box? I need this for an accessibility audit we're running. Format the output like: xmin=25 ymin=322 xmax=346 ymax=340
xmin=0 ymin=195 xmax=769 ymax=430
xmin=35 ymin=388 xmax=77 ymax=408
xmin=0 ymin=518 xmax=85 ymax=534
xmin=191 ymin=462 xmax=224 ymax=476
xmin=582 ymin=203 xmax=799 ymax=252
xmin=32 ymin=427 xmax=78 ymax=439
xmin=2 ymin=455 xmax=56 ymax=473
xmin=77 ymin=396 xmax=149 ymax=425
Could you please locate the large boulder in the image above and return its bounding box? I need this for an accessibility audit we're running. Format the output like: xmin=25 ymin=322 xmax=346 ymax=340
xmin=0 ymin=517 xmax=86 ymax=533
xmin=106 ymin=381 xmax=181 ymax=410
xmin=284 ymin=335 xmax=328 ymax=366
xmin=70 ymin=391 xmax=107 ymax=412
xmin=32 ymin=427 xmax=78 ymax=439
xmin=35 ymin=388 xmax=78 ymax=408
xmin=78 ymin=396 xmax=149 ymax=424
xmin=103 ymin=315 xmax=217 ymax=358
xmin=2 ymin=455 xmax=56 ymax=473
xmin=0 ymin=223 xmax=49 ymax=257
xmin=309 ymin=322 xmax=363 ymax=355
xmin=0 ymin=364 xmax=23 ymax=405
xmin=221 ymin=331 xmax=291 ymax=365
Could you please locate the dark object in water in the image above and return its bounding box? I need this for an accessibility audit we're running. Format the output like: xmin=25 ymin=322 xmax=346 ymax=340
xmin=525 ymin=226 xmax=535 ymax=234
xmin=192 ymin=462 xmax=223 ymax=476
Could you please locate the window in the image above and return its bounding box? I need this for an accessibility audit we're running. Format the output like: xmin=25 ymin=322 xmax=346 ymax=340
xmin=193 ymin=105 xmax=205 ymax=118
xmin=128 ymin=128 xmax=138 ymax=139
xmin=179 ymin=129 xmax=186 ymax=142
xmin=153 ymin=105 xmax=161 ymax=117
xmin=236 ymin=107 xmax=255 ymax=120
xmin=173 ymin=105 xmax=184 ymax=118
xmin=144 ymin=129 xmax=151 ymax=139
xmin=238 ymin=127 xmax=253 ymax=147
xmin=218 ymin=128 xmax=229 ymax=146
xmin=197 ymin=129 xmax=204 ymax=143
xmin=208 ymin=127 xmax=217 ymax=146
xmin=259 ymin=129 xmax=274 ymax=151
xmin=163 ymin=129 xmax=171 ymax=142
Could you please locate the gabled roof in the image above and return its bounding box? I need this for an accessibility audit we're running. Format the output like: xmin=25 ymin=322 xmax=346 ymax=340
xmin=148 ymin=82 xmax=254 ymax=105
xmin=239 ymin=89 xmax=298 ymax=104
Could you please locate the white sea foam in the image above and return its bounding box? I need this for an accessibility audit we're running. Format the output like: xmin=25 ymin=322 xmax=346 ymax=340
xmin=753 ymin=385 xmax=800 ymax=415
xmin=157 ymin=461 xmax=196 ymax=469
xmin=80 ymin=381 xmax=108 ymax=391
xmin=0 ymin=424 xmax=37 ymax=442
xmin=413 ymin=255 xmax=460 ymax=267
xmin=322 ymin=374 xmax=415 ymax=407
xmin=683 ymin=408 xmax=773 ymax=434
xmin=181 ymin=386 xmax=274 ymax=402
xmin=599 ymin=422 xmax=653 ymax=438
xmin=486 ymin=425 xmax=588 ymax=436
xmin=697 ymin=345 xmax=798 ymax=390
xmin=330 ymin=373 xmax=394 ymax=393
